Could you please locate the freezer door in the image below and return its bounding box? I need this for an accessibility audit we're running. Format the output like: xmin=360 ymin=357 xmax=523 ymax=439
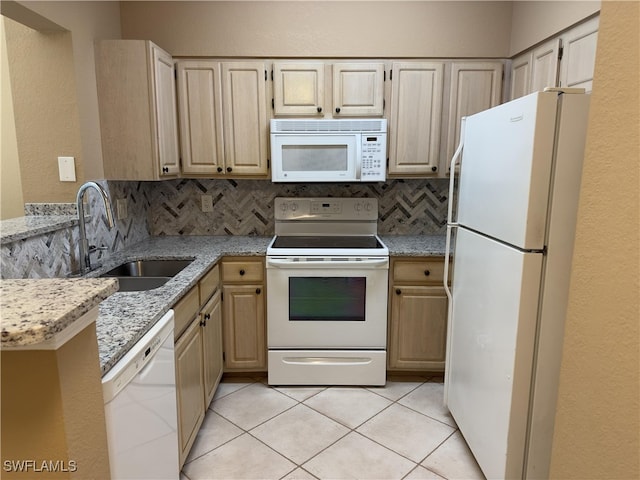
xmin=457 ymin=92 xmax=558 ymax=250
xmin=445 ymin=227 xmax=543 ymax=479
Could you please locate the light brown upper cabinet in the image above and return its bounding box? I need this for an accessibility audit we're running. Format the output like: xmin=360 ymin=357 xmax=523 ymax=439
xmin=176 ymin=60 xmax=269 ymax=177
xmin=511 ymin=39 xmax=561 ymax=100
xmin=388 ymin=62 xmax=444 ymax=176
xmin=272 ymin=62 xmax=326 ymax=116
xmin=558 ymin=16 xmax=599 ymax=92
xmin=96 ymin=40 xmax=180 ymax=180
xmin=510 ymin=15 xmax=599 ymax=100
xmin=332 ymin=63 xmax=385 ymax=116
xmin=444 ymin=61 xmax=503 ymax=172
xmin=272 ymin=61 xmax=385 ymax=117
xmin=221 ymin=62 xmax=270 ymax=177
xmin=176 ymin=61 xmax=224 ymax=176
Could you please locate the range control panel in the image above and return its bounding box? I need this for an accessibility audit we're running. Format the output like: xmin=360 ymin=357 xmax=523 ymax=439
xmin=274 ymin=197 xmax=379 ymax=221
xmin=360 ymin=133 xmax=386 ymax=181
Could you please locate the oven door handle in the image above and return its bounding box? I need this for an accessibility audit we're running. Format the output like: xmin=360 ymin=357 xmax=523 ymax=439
xmin=266 ymin=258 xmax=389 ymax=269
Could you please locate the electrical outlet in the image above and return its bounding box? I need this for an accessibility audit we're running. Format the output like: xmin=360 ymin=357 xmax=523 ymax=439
xmin=116 ymin=198 xmax=127 ymax=220
xmin=201 ymin=195 xmax=213 ymax=212
xmin=58 ymin=156 xmax=76 ymax=182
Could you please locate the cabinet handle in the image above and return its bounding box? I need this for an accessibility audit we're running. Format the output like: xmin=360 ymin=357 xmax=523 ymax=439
xmin=256 ymin=288 xmax=261 ymax=294
xmin=424 ymin=270 xmax=430 ymax=276
xmin=217 ymin=167 xmax=223 ymax=173
xmin=200 ymin=319 xmax=207 ymax=327
xmin=395 ymin=288 xmax=401 ymax=295
xmin=239 ymin=269 xmax=245 ymax=276
xmin=335 ymin=107 xmax=341 ymax=114
xmin=226 ymin=167 xmax=232 ymax=173
xmin=317 ymin=106 xmax=322 ymax=113
xmin=204 ymin=313 xmax=211 ymax=320
xmin=162 ymin=167 xmax=169 ymax=173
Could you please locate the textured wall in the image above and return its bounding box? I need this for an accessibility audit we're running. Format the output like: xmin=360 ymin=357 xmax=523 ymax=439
xmin=549 ymin=2 xmax=639 ymax=478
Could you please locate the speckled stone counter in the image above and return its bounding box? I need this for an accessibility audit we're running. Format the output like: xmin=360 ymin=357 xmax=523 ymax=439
xmin=381 ymin=235 xmax=447 ymax=257
xmin=89 ymin=236 xmax=271 ymax=375
xmin=0 ymin=278 xmax=118 ymax=347
xmin=0 ymin=215 xmax=79 ymax=244
xmin=91 ymin=234 xmax=446 ymax=376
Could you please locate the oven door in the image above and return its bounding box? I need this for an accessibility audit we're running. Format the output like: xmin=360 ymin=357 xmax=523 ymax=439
xmin=270 ymin=134 xmax=360 ymax=182
xmin=266 ymin=256 xmax=389 ymax=348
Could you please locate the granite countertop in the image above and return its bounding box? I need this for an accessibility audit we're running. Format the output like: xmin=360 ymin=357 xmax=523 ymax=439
xmin=0 ymin=215 xmax=79 ymax=244
xmin=81 ymin=234 xmax=447 ymax=376
xmin=0 ymin=278 xmax=119 ymax=347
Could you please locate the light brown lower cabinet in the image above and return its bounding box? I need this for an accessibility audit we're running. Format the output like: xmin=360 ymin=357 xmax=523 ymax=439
xmin=221 ymin=257 xmax=266 ymax=372
xmin=388 ymin=257 xmax=449 ymax=372
xmin=173 ymin=264 xmax=222 ymax=467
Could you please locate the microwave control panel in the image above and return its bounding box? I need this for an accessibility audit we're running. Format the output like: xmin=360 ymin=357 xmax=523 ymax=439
xmin=361 ymin=133 xmax=387 ymax=181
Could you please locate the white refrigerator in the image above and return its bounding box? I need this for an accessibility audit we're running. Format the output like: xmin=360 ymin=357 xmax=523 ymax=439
xmin=444 ymin=90 xmax=590 ymax=479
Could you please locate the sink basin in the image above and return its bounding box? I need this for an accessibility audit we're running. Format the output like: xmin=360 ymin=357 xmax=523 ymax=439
xmin=101 ymin=259 xmax=193 ymax=278
xmin=100 ymin=259 xmax=193 ymax=292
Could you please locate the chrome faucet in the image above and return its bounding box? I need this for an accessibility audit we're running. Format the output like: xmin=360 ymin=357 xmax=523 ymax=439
xmin=76 ymin=181 xmax=115 ymax=274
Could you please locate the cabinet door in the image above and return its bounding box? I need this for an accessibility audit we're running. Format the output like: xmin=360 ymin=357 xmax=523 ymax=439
xmin=201 ymin=290 xmax=223 ymax=407
xmin=175 ymin=319 xmax=205 ymax=467
xmin=388 ymin=285 xmax=448 ymax=371
xmin=388 ymin=62 xmax=444 ymax=175
xmin=222 ymin=284 xmax=266 ymax=370
xmin=531 ymin=38 xmax=561 ymax=93
xmin=559 ymin=16 xmax=599 ymax=92
xmin=445 ymin=62 xmax=503 ymax=172
xmin=333 ymin=63 xmax=385 ymax=116
xmin=221 ymin=62 xmax=269 ymax=176
xmin=273 ymin=62 xmax=325 ymax=116
xmin=176 ymin=61 xmax=224 ymax=175
xmin=510 ymin=52 xmax=532 ymax=101
xmin=151 ymin=43 xmax=180 ymax=176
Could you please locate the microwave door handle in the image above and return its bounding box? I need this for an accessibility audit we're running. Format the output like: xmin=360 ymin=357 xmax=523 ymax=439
xmin=356 ymin=137 xmax=362 ymax=180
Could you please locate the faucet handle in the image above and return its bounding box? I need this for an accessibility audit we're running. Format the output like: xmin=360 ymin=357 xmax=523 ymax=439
xmin=88 ymin=245 xmax=109 ymax=254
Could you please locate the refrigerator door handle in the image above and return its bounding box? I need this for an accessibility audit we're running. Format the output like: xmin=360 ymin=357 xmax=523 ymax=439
xmin=444 ymin=116 xmax=465 ymax=404
xmin=444 ymin=116 xmax=466 ymax=301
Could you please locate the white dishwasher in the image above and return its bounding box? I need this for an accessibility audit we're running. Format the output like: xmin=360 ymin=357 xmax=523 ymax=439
xmin=102 ymin=310 xmax=179 ymax=480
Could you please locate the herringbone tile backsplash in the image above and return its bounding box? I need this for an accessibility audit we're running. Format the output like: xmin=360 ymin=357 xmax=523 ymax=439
xmin=149 ymin=178 xmax=449 ymax=236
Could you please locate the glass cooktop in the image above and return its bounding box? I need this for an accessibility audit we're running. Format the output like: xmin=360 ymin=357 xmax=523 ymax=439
xmin=271 ymin=235 xmax=385 ymax=250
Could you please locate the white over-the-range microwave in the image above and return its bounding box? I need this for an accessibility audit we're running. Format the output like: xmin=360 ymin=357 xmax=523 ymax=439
xmin=270 ymin=119 xmax=387 ymax=182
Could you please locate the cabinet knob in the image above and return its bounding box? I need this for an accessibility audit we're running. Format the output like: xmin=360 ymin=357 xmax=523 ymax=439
xmin=217 ymin=167 xmax=223 ymax=173
xmin=256 ymin=288 xmax=261 ymax=295
xmin=226 ymin=167 xmax=232 ymax=172
xmin=317 ymin=106 xmax=322 ymax=113
xmin=431 ymin=166 xmax=437 ymax=172
xmin=239 ymin=269 xmax=245 ymax=276
xmin=424 ymin=270 xmax=430 ymax=276
xmin=395 ymin=288 xmax=401 ymax=295
xmin=335 ymin=107 xmax=341 ymax=114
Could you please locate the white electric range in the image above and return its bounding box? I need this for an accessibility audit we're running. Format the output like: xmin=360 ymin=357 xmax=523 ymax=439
xmin=266 ymin=197 xmax=389 ymax=386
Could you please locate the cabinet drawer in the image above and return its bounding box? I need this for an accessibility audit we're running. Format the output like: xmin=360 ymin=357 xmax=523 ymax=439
xmin=392 ymin=259 xmax=445 ymax=285
xmin=222 ymin=259 xmax=264 ymax=283
xmin=199 ymin=264 xmax=220 ymax=304
xmin=173 ymin=286 xmax=200 ymax=340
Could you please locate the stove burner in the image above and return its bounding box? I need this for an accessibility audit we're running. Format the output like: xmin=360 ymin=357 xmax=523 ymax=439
xmin=271 ymin=235 xmax=384 ymax=250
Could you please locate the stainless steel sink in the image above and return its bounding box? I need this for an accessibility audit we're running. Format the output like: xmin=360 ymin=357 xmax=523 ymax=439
xmin=100 ymin=259 xmax=193 ymax=292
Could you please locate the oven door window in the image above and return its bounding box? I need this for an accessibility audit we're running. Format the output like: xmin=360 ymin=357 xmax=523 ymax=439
xmin=289 ymin=277 xmax=365 ymax=321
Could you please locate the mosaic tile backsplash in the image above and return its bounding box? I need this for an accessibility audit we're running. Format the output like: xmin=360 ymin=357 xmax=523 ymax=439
xmin=1 ymin=181 xmax=151 ymax=279
xmin=149 ymin=178 xmax=450 ymax=236
xmin=1 ymin=178 xmax=449 ymax=278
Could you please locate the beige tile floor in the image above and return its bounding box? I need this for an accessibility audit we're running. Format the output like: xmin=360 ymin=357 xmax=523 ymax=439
xmin=181 ymin=375 xmax=485 ymax=480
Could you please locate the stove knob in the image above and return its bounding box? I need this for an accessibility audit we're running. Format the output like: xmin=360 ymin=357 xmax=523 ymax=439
xmin=365 ymin=202 xmax=373 ymax=212
xmin=354 ymin=202 xmax=362 ymax=212
xmin=280 ymin=203 xmax=288 ymax=212
xmin=291 ymin=203 xmax=298 ymax=212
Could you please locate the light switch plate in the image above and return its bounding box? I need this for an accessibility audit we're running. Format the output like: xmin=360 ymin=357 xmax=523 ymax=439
xmin=116 ymin=198 xmax=127 ymax=220
xmin=201 ymin=195 xmax=213 ymax=212
xmin=58 ymin=156 xmax=76 ymax=182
